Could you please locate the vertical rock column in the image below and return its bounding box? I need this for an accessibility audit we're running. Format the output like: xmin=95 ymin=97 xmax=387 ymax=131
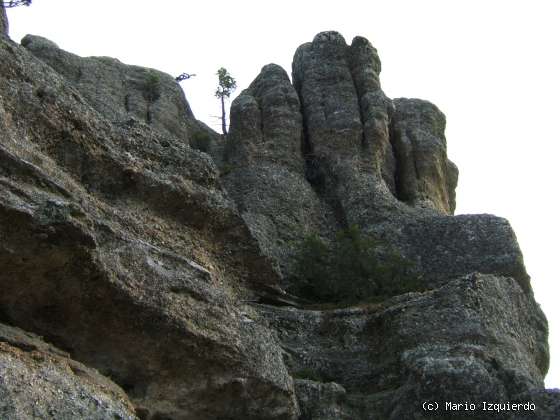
xmin=228 ymin=64 xmax=303 ymax=169
xmin=348 ymin=36 xmax=396 ymax=193
xmin=225 ymin=64 xmax=333 ymax=282
xmin=292 ymin=31 xmax=405 ymax=230
xmin=392 ymin=98 xmax=459 ymax=214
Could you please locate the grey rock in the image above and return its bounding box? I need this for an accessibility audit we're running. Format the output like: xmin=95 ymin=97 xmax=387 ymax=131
xmin=392 ymin=98 xmax=459 ymax=214
xmin=20 ymin=34 xmax=213 ymax=146
xmin=0 ymin=27 xmax=553 ymax=420
xmin=0 ymin=34 xmax=298 ymax=419
xmin=292 ymin=31 xmax=407 ymax=233
xmin=294 ymin=379 xmax=350 ymax=420
xmin=224 ymin=64 xmax=334 ymax=282
xmin=0 ymin=323 xmax=137 ymax=420
xmin=228 ymin=64 xmax=303 ymax=170
xmin=257 ymin=274 xmax=548 ymax=419
xmin=398 ymin=214 xmax=530 ymax=292
xmin=512 ymin=389 xmax=560 ymax=419
xmin=231 ymin=31 xmax=525 ymax=299
xmin=348 ymin=36 xmax=397 ymax=193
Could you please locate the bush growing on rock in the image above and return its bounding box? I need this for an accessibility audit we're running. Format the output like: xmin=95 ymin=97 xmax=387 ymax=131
xmin=294 ymin=225 xmax=422 ymax=304
xmin=190 ymin=131 xmax=211 ymax=153
xmin=143 ymin=71 xmax=161 ymax=124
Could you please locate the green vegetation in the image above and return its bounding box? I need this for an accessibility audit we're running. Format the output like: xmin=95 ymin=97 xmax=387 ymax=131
xmin=143 ymin=71 xmax=161 ymax=124
xmin=143 ymin=71 xmax=161 ymax=104
xmin=190 ymin=131 xmax=211 ymax=153
xmin=294 ymin=225 xmax=423 ymax=304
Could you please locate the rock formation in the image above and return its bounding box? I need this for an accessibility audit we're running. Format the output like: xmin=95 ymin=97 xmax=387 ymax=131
xmin=0 ymin=11 xmax=557 ymax=419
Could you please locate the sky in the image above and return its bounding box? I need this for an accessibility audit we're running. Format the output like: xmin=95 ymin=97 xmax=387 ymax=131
xmin=6 ymin=0 xmax=560 ymax=388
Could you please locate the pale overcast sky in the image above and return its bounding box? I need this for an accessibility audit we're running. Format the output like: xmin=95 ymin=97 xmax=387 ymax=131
xmin=6 ymin=0 xmax=560 ymax=388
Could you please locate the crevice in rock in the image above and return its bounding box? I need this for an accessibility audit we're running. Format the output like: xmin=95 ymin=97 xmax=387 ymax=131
xmin=298 ymin=93 xmax=348 ymax=230
xmin=390 ymin=122 xmax=410 ymax=205
xmin=0 ymin=336 xmax=38 ymax=353
xmin=251 ymin=296 xmax=303 ymax=308
xmin=346 ymin=52 xmax=368 ymax=151
xmin=124 ymin=93 xmax=130 ymax=112
xmin=145 ymin=104 xmax=152 ymax=124
xmin=257 ymin=98 xmax=265 ymax=141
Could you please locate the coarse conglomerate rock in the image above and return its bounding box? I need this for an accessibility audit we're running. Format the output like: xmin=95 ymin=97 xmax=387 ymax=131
xmin=0 ymin=323 xmax=137 ymax=419
xmin=223 ymin=63 xmax=335 ymax=283
xmin=259 ymin=273 xmax=548 ymax=419
xmin=20 ymin=34 xmax=219 ymax=147
xmin=392 ymin=98 xmax=459 ymax=214
xmin=0 ymin=11 xmax=557 ymax=419
xmin=1 ymin=30 xmax=298 ymax=419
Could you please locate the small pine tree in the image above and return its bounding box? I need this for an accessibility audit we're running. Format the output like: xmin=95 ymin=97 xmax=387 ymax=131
xmin=215 ymin=67 xmax=236 ymax=135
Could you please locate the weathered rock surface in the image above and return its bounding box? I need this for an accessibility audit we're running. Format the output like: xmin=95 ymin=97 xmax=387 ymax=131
xmin=20 ymin=34 xmax=215 ymax=145
xmin=0 ymin=32 xmax=298 ymax=419
xmin=512 ymin=389 xmax=560 ymax=419
xmin=0 ymin=11 xmax=554 ymax=420
xmin=0 ymin=323 xmax=137 ymax=419
xmin=223 ymin=31 xmax=529 ymax=299
xmin=258 ymin=274 xmax=548 ymax=419
xmin=224 ymin=64 xmax=334 ymax=282
xmin=292 ymin=31 xmax=402 ymax=232
xmin=392 ymin=98 xmax=458 ymax=214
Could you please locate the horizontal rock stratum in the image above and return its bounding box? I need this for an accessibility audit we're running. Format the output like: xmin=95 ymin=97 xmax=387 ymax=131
xmin=0 ymin=15 xmax=557 ymax=420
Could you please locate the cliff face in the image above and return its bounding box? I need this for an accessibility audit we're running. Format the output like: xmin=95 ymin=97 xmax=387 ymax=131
xmin=0 ymin=16 xmax=557 ymax=420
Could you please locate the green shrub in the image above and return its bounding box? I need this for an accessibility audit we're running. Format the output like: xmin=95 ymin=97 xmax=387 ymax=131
xmin=190 ymin=131 xmax=212 ymax=153
xmin=142 ymin=71 xmax=162 ymax=124
xmin=143 ymin=71 xmax=161 ymax=103
xmin=294 ymin=225 xmax=421 ymax=304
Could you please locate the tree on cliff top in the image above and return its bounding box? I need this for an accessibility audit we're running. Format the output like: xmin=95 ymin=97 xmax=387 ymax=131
xmin=215 ymin=67 xmax=236 ymax=135
xmin=1 ymin=0 xmax=32 ymax=7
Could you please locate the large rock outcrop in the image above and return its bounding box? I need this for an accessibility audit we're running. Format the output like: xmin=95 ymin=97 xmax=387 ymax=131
xmin=224 ymin=32 xmax=528 ymax=299
xmin=1 ymin=31 xmax=298 ymax=419
xmin=0 ymin=11 xmax=556 ymax=419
